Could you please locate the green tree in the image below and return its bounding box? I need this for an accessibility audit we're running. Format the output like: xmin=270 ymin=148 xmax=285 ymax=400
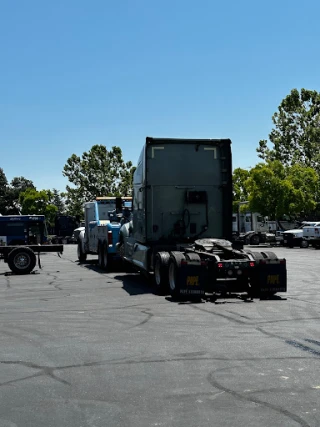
xmin=62 ymin=145 xmax=135 ymax=212
xmin=232 ymin=168 xmax=250 ymax=213
xmin=285 ymin=163 xmax=319 ymax=217
xmin=257 ymin=88 xmax=320 ymax=172
xmin=246 ymin=161 xmax=318 ymax=220
xmin=47 ymin=188 xmax=66 ymax=213
xmin=6 ymin=176 xmax=36 ymax=214
xmin=19 ymin=188 xmax=58 ymax=225
xmin=64 ymin=188 xmax=84 ymax=218
xmin=0 ymin=168 xmax=9 ymax=214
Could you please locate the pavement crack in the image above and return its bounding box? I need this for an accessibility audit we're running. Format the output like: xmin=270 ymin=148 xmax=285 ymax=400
xmin=0 ymin=360 xmax=71 ymax=387
xmin=189 ymin=304 xmax=248 ymax=325
xmin=129 ymin=309 xmax=154 ymax=329
xmin=207 ymin=370 xmax=311 ymax=427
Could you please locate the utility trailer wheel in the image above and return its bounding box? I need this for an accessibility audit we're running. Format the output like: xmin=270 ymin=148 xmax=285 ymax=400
xmin=154 ymin=252 xmax=170 ymax=295
xmin=8 ymin=247 xmax=37 ymax=275
xmin=168 ymin=251 xmax=186 ymax=299
xmin=77 ymin=241 xmax=87 ymax=263
xmin=98 ymin=243 xmax=104 ymax=268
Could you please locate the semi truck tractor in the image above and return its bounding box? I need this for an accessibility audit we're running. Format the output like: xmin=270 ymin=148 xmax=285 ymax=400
xmin=77 ymin=196 xmax=132 ymax=270
xmin=117 ymin=137 xmax=287 ymax=300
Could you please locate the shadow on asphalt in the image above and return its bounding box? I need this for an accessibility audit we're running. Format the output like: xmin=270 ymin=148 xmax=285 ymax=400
xmin=77 ymin=261 xmax=287 ymax=301
xmin=114 ymin=273 xmax=157 ymax=296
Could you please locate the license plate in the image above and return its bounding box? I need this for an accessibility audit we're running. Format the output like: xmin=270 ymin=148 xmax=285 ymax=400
xmin=186 ymin=275 xmax=200 ymax=286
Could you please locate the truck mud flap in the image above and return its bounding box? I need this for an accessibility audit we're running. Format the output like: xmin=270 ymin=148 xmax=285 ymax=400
xmin=179 ymin=262 xmax=206 ymax=297
xmin=253 ymin=259 xmax=287 ymax=297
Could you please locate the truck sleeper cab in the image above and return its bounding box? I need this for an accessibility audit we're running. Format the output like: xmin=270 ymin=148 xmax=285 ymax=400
xmin=118 ymin=137 xmax=287 ymax=299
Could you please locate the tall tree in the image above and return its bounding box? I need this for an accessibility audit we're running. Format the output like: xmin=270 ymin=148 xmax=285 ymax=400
xmin=0 ymin=168 xmax=9 ymax=214
xmin=62 ymin=145 xmax=135 ymax=210
xmin=64 ymin=188 xmax=85 ymax=218
xmin=232 ymin=168 xmax=250 ymax=213
xmin=6 ymin=176 xmax=36 ymax=214
xmin=47 ymin=188 xmax=65 ymax=213
xmin=257 ymin=88 xmax=320 ymax=172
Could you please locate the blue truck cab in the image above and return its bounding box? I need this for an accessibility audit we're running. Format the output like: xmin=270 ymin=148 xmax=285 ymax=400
xmin=77 ymin=197 xmax=132 ymax=270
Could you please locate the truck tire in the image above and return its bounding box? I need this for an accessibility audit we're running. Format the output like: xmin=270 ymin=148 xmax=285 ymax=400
xmin=300 ymin=240 xmax=309 ymax=248
xmin=250 ymin=251 xmax=264 ymax=260
xmin=98 ymin=242 xmax=104 ymax=268
xmin=261 ymin=251 xmax=277 ymax=260
xmin=185 ymin=253 xmax=201 ymax=263
xmin=77 ymin=241 xmax=87 ymax=262
xmin=250 ymin=234 xmax=260 ymax=245
xmin=103 ymin=241 xmax=112 ymax=271
xmin=168 ymin=251 xmax=186 ymax=299
xmin=154 ymin=252 xmax=170 ymax=294
xmin=8 ymin=247 xmax=37 ymax=275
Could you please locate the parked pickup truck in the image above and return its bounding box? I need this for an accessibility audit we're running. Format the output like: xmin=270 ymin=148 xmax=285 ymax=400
xmin=282 ymin=221 xmax=320 ymax=248
xmin=302 ymin=222 xmax=320 ymax=248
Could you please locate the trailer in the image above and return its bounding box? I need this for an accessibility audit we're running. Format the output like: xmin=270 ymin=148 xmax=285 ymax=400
xmin=117 ymin=137 xmax=287 ymax=299
xmin=0 ymin=215 xmax=63 ymax=274
xmin=77 ymin=196 xmax=132 ymax=270
xmin=49 ymin=214 xmax=80 ymax=244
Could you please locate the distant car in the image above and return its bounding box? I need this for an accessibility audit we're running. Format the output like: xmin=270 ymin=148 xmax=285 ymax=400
xmin=73 ymin=226 xmax=85 ymax=241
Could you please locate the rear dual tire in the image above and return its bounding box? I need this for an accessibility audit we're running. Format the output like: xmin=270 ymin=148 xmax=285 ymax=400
xmin=77 ymin=241 xmax=87 ymax=263
xmin=98 ymin=241 xmax=112 ymax=271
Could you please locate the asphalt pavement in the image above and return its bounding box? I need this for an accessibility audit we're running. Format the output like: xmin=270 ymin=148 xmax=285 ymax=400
xmin=0 ymin=245 xmax=320 ymax=427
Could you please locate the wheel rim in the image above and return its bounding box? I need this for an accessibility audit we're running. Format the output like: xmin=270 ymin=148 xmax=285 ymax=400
xmin=154 ymin=259 xmax=161 ymax=286
xmin=13 ymin=253 xmax=31 ymax=270
xmin=169 ymin=262 xmax=176 ymax=291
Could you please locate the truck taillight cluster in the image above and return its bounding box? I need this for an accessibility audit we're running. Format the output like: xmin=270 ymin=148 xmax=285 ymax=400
xmin=217 ymin=261 xmax=255 ymax=268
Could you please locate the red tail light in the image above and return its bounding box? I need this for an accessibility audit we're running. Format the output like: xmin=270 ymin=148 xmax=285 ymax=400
xmin=108 ymin=231 xmax=113 ymax=245
xmin=181 ymin=260 xmax=188 ymax=265
xmin=280 ymin=259 xmax=286 ymax=264
xmin=217 ymin=262 xmax=223 ymax=268
xmin=249 ymin=262 xmax=255 ymax=267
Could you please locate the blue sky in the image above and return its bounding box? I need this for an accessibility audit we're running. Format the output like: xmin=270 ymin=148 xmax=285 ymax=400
xmin=1 ymin=0 xmax=320 ymax=192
